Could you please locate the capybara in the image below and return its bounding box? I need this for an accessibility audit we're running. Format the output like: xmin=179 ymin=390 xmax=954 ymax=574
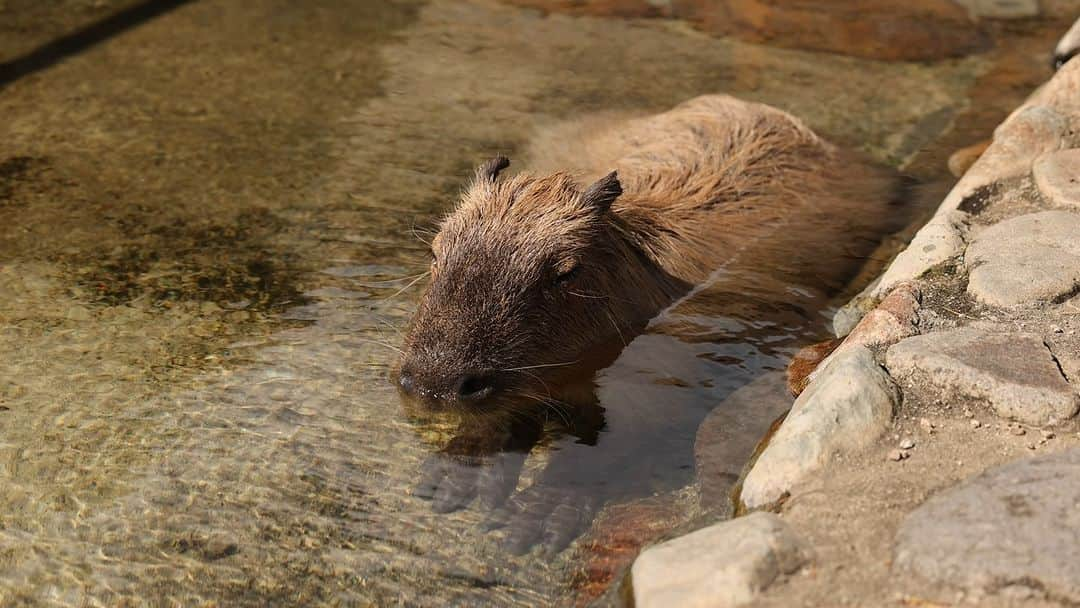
xmin=395 ymin=94 xmax=912 ymax=552
xmin=397 ymin=94 xmax=900 ymax=404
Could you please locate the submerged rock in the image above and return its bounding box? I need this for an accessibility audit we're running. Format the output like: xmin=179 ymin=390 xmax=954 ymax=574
xmin=954 ymin=0 xmax=1041 ymax=18
xmin=885 ymin=326 xmax=1079 ymax=425
xmin=894 ymin=448 xmax=1080 ymax=603
xmin=740 ymin=347 xmax=898 ymax=509
xmin=965 ymin=210 xmax=1080 ymax=308
xmin=679 ymin=0 xmax=989 ymax=62
xmin=501 ymin=0 xmax=989 ymax=62
xmin=631 ymin=512 xmax=809 ymax=608
xmin=695 ymin=372 xmax=793 ymax=511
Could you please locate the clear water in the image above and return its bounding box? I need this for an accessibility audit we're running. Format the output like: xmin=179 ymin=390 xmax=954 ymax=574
xmin=0 ymin=0 xmax=1007 ymax=605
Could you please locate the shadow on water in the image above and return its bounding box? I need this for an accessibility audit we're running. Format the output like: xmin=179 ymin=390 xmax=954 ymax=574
xmin=0 ymin=0 xmax=196 ymax=89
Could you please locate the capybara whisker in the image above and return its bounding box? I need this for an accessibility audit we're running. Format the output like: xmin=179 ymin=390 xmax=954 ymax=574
xmin=501 ymin=361 xmax=579 ymax=372
xmin=355 ymin=271 xmax=431 ymax=287
xmin=378 ymin=272 xmax=431 ymax=301
xmin=353 ymin=338 xmax=406 ymax=356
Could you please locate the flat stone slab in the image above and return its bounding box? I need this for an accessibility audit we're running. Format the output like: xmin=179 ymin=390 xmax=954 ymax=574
xmin=894 ymin=448 xmax=1080 ymax=603
xmin=741 ymin=347 xmax=898 ymax=509
xmin=632 ymin=512 xmax=809 ymax=608
xmin=1034 ymin=149 xmax=1080 ymax=209
xmin=885 ymin=327 xmax=1078 ymax=425
xmin=966 ymin=210 xmax=1080 ymax=307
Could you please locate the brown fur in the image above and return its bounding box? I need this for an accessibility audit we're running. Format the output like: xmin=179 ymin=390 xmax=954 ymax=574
xmin=397 ymin=94 xmax=900 ymax=404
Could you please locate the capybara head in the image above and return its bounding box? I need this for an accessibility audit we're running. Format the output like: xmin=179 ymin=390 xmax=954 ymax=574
xmin=396 ymin=157 xmax=665 ymax=408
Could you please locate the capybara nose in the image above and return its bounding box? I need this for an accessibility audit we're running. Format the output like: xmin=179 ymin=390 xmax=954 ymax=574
xmin=454 ymin=372 xmax=495 ymax=401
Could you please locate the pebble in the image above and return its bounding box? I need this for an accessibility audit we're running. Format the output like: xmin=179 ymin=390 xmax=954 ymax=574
xmin=970 ymin=419 xmax=982 ymax=429
xmin=920 ymin=418 xmax=935 ymax=434
xmin=1041 ymin=430 xmax=1055 ymax=440
xmin=888 ymin=449 xmax=909 ymax=462
xmin=899 ymin=438 xmax=916 ymax=450
xmin=1010 ymin=426 xmax=1026 ymax=436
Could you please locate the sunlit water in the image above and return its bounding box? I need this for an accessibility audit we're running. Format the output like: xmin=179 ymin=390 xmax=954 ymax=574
xmin=0 ymin=0 xmax=1034 ymax=605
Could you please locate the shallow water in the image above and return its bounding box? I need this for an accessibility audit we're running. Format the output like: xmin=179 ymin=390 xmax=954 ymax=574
xmin=0 ymin=0 xmax=1061 ymax=605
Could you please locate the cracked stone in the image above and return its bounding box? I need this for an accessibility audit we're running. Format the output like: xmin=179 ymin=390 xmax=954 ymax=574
xmin=1033 ymin=149 xmax=1080 ymax=209
xmin=885 ymin=327 xmax=1079 ymax=426
xmin=965 ymin=210 xmax=1080 ymax=308
xmin=632 ymin=512 xmax=810 ymax=608
xmin=894 ymin=448 xmax=1080 ymax=603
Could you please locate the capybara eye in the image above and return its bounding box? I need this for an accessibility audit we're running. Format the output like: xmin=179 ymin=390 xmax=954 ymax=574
xmin=553 ymin=264 xmax=580 ymax=288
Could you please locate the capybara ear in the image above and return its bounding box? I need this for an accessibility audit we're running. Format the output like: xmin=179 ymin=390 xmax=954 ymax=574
xmin=581 ymin=170 xmax=622 ymax=213
xmin=475 ymin=156 xmax=510 ymax=183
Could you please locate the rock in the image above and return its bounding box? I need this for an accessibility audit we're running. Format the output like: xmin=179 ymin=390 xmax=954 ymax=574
xmin=1021 ymin=57 xmax=1080 ymax=136
xmin=786 ymin=339 xmax=840 ymax=397
xmin=871 ymin=212 xmax=966 ymax=300
xmin=874 ymin=105 xmax=1071 ymax=299
xmin=501 ymin=0 xmax=665 ymax=17
xmin=885 ymin=327 xmax=1079 ymax=426
xmin=965 ymin=211 xmax=1080 ymax=308
xmin=989 ymin=105 xmax=1070 ymax=170
xmin=573 ymin=497 xmax=684 ymax=606
xmin=1033 ymin=149 xmax=1080 ymax=209
xmin=1050 ymin=339 xmax=1080 ymax=385
xmin=832 ymin=279 xmax=880 ymax=337
xmin=899 ymin=438 xmax=915 ymax=449
xmin=815 ymin=283 xmax=920 ymax=385
xmin=631 ymin=512 xmax=809 ymax=608
xmin=502 ymin=0 xmax=989 ymax=62
xmin=740 ymin=347 xmax=898 ymax=509
xmin=953 ymin=0 xmax=1040 ymax=18
xmin=849 ymin=283 xmax=922 ymax=345
xmin=947 ymin=139 xmax=990 ymax=177
xmin=676 ymin=0 xmax=989 ymax=62
xmin=888 ymin=449 xmax=908 ymax=462
xmin=695 ymin=372 xmax=793 ymax=512
xmin=894 ymin=448 xmax=1080 ymax=603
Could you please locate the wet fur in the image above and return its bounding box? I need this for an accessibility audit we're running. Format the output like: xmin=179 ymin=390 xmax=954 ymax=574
xmin=399 ymin=94 xmax=900 ymax=402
